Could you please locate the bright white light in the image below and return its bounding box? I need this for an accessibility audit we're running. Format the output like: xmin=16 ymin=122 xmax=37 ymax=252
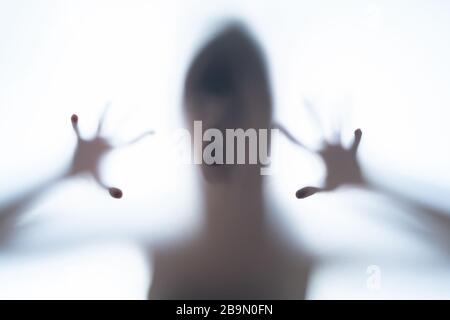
xmin=0 ymin=0 xmax=449 ymax=299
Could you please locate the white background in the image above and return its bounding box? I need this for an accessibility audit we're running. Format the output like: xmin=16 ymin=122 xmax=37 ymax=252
xmin=0 ymin=0 xmax=449 ymax=299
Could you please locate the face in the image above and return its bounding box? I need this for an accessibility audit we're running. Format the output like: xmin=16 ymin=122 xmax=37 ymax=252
xmin=183 ymin=25 xmax=273 ymax=183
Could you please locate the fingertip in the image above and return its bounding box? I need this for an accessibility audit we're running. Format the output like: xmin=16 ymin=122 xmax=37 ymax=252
xmin=109 ymin=187 xmax=123 ymax=199
xmin=355 ymin=128 xmax=362 ymax=137
xmin=296 ymin=188 xmax=308 ymax=199
xmin=71 ymin=114 xmax=78 ymax=124
xmin=296 ymin=187 xmax=318 ymax=199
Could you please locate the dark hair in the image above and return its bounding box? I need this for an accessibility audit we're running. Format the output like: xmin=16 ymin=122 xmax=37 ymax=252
xmin=184 ymin=23 xmax=272 ymax=118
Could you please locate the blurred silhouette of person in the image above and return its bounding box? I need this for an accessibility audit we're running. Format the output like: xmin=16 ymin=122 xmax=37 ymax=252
xmin=1 ymin=21 xmax=448 ymax=300
xmin=148 ymin=24 xmax=311 ymax=299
